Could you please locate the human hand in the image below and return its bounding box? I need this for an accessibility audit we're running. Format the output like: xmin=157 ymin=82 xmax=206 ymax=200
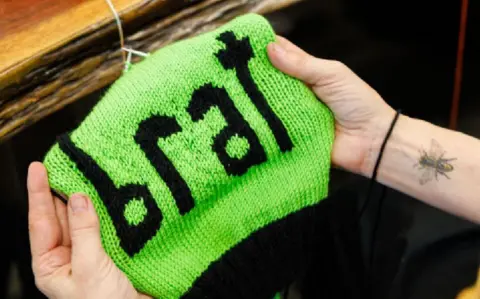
xmin=27 ymin=162 xmax=151 ymax=299
xmin=267 ymin=36 xmax=395 ymax=176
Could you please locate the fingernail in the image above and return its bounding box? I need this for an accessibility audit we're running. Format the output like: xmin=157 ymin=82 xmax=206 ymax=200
xmin=271 ymin=43 xmax=286 ymax=56
xmin=70 ymin=194 xmax=87 ymax=212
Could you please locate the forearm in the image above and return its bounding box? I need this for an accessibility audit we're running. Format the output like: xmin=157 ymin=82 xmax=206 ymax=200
xmin=363 ymin=115 xmax=480 ymax=223
xmin=266 ymin=37 xmax=480 ymax=221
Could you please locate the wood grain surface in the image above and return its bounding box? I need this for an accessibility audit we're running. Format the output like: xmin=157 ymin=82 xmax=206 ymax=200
xmin=0 ymin=0 xmax=300 ymax=142
xmin=0 ymin=0 xmax=87 ymax=38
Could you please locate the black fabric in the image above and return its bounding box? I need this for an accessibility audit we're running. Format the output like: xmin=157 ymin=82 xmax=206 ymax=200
xmin=299 ymin=189 xmax=369 ymax=299
xmin=188 ymin=84 xmax=267 ymax=176
xmin=58 ymin=135 xmax=162 ymax=257
xmin=391 ymin=229 xmax=480 ymax=299
xmin=183 ymin=189 xmax=368 ymax=299
xmin=135 ymin=115 xmax=194 ymax=215
xmin=216 ymin=31 xmax=293 ymax=153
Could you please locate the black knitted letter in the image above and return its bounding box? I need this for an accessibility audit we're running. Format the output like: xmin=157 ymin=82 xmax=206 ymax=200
xmin=134 ymin=115 xmax=195 ymax=215
xmin=216 ymin=31 xmax=293 ymax=152
xmin=188 ymin=84 xmax=266 ymax=176
xmin=58 ymin=135 xmax=162 ymax=257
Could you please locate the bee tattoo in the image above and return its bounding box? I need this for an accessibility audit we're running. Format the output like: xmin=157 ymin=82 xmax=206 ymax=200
xmin=415 ymin=139 xmax=456 ymax=185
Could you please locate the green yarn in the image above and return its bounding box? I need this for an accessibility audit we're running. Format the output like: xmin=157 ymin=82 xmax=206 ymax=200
xmin=273 ymin=293 xmax=282 ymax=299
xmin=124 ymin=198 xmax=147 ymax=226
xmin=43 ymin=13 xmax=334 ymax=298
xmin=225 ymin=134 xmax=250 ymax=159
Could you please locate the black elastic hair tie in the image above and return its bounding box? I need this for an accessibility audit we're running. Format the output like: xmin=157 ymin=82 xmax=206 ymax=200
xmin=355 ymin=109 xmax=401 ymax=297
xmin=358 ymin=109 xmax=402 ymax=221
xmin=51 ymin=188 xmax=68 ymax=204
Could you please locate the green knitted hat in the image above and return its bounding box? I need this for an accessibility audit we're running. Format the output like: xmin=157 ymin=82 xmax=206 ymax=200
xmin=43 ymin=13 xmax=334 ymax=299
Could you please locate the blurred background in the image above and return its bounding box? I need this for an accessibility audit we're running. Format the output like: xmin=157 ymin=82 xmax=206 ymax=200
xmin=1 ymin=0 xmax=479 ymax=298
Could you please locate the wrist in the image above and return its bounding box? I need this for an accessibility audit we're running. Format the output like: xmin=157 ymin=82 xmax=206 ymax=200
xmin=360 ymin=111 xmax=408 ymax=178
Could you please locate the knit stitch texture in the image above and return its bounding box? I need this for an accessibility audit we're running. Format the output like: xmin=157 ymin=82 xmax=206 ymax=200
xmin=43 ymin=13 xmax=334 ymax=298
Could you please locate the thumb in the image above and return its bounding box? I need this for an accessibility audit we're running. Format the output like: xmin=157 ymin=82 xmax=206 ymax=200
xmin=267 ymin=36 xmax=346 ymax=88
xmin=68 ymin=193 xmax=111 ymax=278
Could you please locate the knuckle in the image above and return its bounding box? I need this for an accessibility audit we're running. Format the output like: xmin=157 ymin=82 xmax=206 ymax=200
xmin=296 ymin=53 xmax=311 ymax=70
xmin=70 ymin=224 xmax=97 ymax=241
xmin=328 ymin=60 xmax=348 ymax=73
xmin=286 ymin=49 xmax=308 ymax=68
xmin=330 ymin=59 xmax=345 ymax=68
xmin=28 ymin=216 xmax=51 ymax=234
xmin=313 ymin=59 xmax=351 ymax=86
xmin=295 ymin=54 xmax=317 ymax=83
xmin=71 ymin=213 xmax=98 ymax=232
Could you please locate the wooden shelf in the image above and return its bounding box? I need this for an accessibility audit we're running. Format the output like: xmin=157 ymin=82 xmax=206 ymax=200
xmin=0 ymin=0 xmax=300 ymax=142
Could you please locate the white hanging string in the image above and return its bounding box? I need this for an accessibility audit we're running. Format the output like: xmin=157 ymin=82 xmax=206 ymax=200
xmin=122 ymin=47 xmax=150 ymax=58
xmin=124 ymin=50 xmax=133 ymax=72
xmin=104 ymin=0 xmax=150 ymax=71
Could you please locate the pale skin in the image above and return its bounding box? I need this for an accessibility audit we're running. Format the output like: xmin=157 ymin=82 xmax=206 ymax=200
xmin=27 ymin=163 xmax=152 ymax=299
xmin=268 ymin=36 xmax=480 ymax=223
xmin=27 ymin=36 xmax=480 ymax=298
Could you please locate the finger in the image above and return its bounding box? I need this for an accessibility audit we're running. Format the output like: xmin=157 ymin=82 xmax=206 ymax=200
xmin=27 ymin=162 xmax=61 ymax=258
xmin=54 ymin=197 xmax=71 ymax=247
xmin=67 ymin=193 xmax=110 ymax=278
xmin=267 ymin=39 xmax=342 ymax=86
